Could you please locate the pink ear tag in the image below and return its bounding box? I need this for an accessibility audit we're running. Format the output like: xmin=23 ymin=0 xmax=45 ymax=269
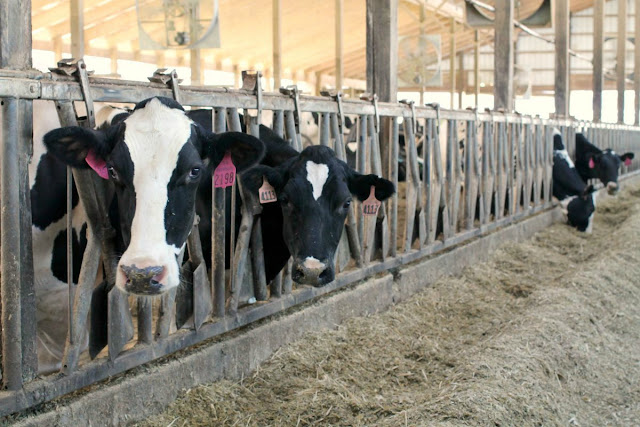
xmin=259 ymin=177 xmax=277 ymax=204
xmin=362 ymin=186 xmax=381 ymax=216
xmin=85 ymin=149 xmax=109 ymax=180
xmin=213 ymin=151 xmax=236 ymax=188
xmin=625 ymin=158 xmax=632 ymax=167
xmin=588 ymin=158 xmax=595 ymax=169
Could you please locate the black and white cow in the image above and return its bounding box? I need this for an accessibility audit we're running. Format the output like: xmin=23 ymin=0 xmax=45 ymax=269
xmin=188 ymin=111 xmax=395 ymax=286
xmin=553 ymin=129 xmax=597 ymax=232
xmin=44 ymin=96 xmax=265 ymax=296
xmin=575 ymin=132 xmax=634 ymax=195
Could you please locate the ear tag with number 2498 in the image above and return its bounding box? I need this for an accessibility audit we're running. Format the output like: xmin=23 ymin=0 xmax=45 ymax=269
xmin=213 ymin=152 xmax=236 ymax=188
xmin=362 ymin=186 xmax=381 ymax=216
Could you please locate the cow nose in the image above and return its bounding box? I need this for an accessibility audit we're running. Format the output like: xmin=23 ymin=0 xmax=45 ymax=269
xmin=294 ymin=257 xmax=329 ymax=286
xmin=607 ymin=182 xmax=619 ymax=194
xmin=121 ymin=264 xmax=166 ymax=295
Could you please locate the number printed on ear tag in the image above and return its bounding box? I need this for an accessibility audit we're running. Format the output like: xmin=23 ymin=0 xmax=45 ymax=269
xmin=362 ymin=185 xmax=381 ymax=216
xmin=259 ymin=177 xmax=277 ymax=204
xmin=213 ymin=152 xmax=236 ymax=188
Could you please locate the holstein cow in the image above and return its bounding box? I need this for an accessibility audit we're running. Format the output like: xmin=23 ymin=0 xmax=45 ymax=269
xmin=188 ymin=110 xmax=395 ymax=285
xmin=575 ymin=132 xmax=634 ymax=195
xmin=44 ymin=96 xmax=265 ymax=297
xmin=553 ymin=129 xmax=597 ymax=232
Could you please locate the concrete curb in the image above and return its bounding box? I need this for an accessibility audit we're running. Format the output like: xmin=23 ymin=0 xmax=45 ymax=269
xmin=16 ymin=208 xmax=563 ymax=426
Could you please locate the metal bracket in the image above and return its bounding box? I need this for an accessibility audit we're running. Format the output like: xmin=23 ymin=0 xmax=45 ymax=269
xmin=426 ymin=102 xmax=441 ymax=136
xmin=360 ymin=93 xmax=380 ymax=134
xmin=280 ymin=85 xmax=302 ymax=135
xmin=50 ymin=58 xmax=96 ymax=128
xmin=321 ymin=90 xmax=345 ymax=135
xmin=241 ymin=70 xmax=263 ymax=122
xmin=401 ymin=99 xmax=417 ymax=135
xmin=148 ymin=68 xmax=183 ymax=103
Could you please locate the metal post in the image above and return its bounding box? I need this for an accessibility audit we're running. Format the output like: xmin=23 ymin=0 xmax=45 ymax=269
xmin=70 ymin=0 xmax=84 ymax=58
xmin=555 ymin=0 xmax=569 ymax=116
xmin=335 ymin=0 xmax=343 ymax=91
xmin=474 ymin=30 xmax=480 ymax=107
xmin=1 ymin=0 xmax=37 ymax=388
xmin=273 ymin=0 xmax=282 ymax=89
xmin=458 ymin=53 xmax=464 ymax=109
xmin=618 ymin=0 xmax=628 ymax=123
xmin=450 ymin=19 xmax=456 ymax=109
xmin=636 ymin=0 xmax=640 ymax=125
xmin=494 ymin=0 xmax=514 ymax=110
xmin=593 ymin=0 xmax=604 ymax=122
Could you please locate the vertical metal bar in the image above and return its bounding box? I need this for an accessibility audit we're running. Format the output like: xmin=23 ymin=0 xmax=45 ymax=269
xmin=212 ymin=108 xmax=226 ymax=318
xmin=390 ymin=117 xmax=399 ymax=257
xmin=618 ymin=0 xmax=627 ymax=123
xmin=137 ymin=298 xmax=153 ymax=344
xmin=494 ymin=0 xmax=514 ymax=110
xmin=1 ymin=99 xmax=24 ymax=388
xmin=357 ymin=115 xmax=368 ymax=248
xmin=320 ymin=113 xmax=330 ymax=147
xmin=66 ymin=167 xmax=74 ymax=345
xmin=273 ymin=110 xmax=284 ymax=136
xmin=284 ymin=110 xmax=302 ymax=151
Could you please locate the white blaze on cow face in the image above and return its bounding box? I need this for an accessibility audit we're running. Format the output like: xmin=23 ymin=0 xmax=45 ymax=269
xmin=116 ymin=98 xmax=194 ymax=294
xmin=555 ymin=149 xmax=575 ymax=168
xmin=306 ymin=161 xmax=329 ymax=201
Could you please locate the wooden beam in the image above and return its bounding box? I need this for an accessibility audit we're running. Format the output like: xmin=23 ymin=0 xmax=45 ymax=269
xmin=190 ymin=50 xmax=202 ymax=85
xmin=70 ymin=0 xmax=84 ymax=58
xmin=593 ymin=0 xmax=604 ymax=122
xmin=110 ymin=47 xmax=118 ymax=75
xmin=272 ymin=0 xmax=282 ymax=89
xmin=450 ymin=19 xmax=456 ymax=109
xmin=494 ymin=0 xmax=514 ymax=110
xmin=635 ymin=0 xmax=640 ymax=125
xmin=474 ymin=30 xmax=480 ymax=107
xmin=335 ymin=0 xmax=343 ymax=91
xmin=617 ymin=0 xmax=627 ymax=123
xmin=53 ymin=36 xmax=63 ymax=61
xmin=366 ymin=0 xmax=398 ymax=103
xmin=46 ymin=0 xmax=141 ymax=39
xmin=555 ymin=0 xmax=569 ymax=117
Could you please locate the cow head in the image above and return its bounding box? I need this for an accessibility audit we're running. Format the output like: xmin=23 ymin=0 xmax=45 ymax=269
xmin=559 ymin=185 xmax=597 ymax=233
xmin=44 ymin=97 xmax=264 ymax=295
xmin=243 ymin=145 xmax=394 ymax=286
xmin=586 ymin=149 xmax=634 ymax=195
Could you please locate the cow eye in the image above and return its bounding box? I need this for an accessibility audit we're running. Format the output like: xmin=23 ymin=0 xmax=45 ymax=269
xmin=280 ymin=195 xmax=289 ymax=206
xmin=189 ymin=167 xmax=201 ymax=179
xmin=343 ymin=199 xmax=352 ymax=209
xmin=108 ymin=166 xmax=118 ymax=180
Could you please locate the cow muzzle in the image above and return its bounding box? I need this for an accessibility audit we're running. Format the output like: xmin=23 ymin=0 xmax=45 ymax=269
xmin=120 ymin=263 xmax=167 ymax=295
xmin=606 ymin=182 xmax=619 ymax=195
xmin=292 ymin=256 xmax=332 ymax=286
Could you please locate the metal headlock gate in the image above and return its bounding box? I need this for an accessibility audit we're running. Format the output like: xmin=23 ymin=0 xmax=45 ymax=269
xmin=0 ymin=61 xmax=640 ymax=415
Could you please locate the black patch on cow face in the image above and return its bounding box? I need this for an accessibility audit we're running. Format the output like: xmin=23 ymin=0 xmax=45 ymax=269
xmin=31 ymin=152 xmax=80 ymax=229
xmin=134 ymin=96 xmax=185 ymax=112
xmin=164 ymin=140 xmax=204 ymax=247
xmin=575 ymin=133 xmax=634 ymax=190
xmin=243 ymin=145 xmax=394 ymax=286
xmin=51 ymin=223 xmax=87 ymax=284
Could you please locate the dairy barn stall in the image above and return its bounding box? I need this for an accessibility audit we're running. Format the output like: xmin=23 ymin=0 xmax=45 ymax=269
xmin=0 ymin=0 xmax=639 ymax=425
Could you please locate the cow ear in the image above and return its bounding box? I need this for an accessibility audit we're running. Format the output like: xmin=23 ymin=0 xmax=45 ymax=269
xmin=44 ymin=126 xmax=112 ymax=169
xmin=241 ymin=165 xmax=285 ymax=195
xmin=620 ymin=152 xmax=634 ymax=166
xmin=204 ymin=131 xmax=265 ymax=172
xmin=347 ymin=172 xmax=395 ymax=202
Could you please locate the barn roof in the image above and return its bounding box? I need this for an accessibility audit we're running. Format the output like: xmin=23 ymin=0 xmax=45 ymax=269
xmin=31 ymin=0 xmax=603 ymax=87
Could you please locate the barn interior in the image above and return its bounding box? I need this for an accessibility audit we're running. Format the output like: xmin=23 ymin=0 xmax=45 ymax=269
xmin=29 ymin=0 xmax=639 ymax=123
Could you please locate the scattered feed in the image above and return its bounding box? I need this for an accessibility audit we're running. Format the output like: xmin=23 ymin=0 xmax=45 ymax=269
xmin=138 ymin=184 xmax=640 ymax=425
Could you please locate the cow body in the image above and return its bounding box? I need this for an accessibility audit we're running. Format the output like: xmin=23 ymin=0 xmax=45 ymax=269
xmin=575 ymin=133 xmax=634 ymax=195
xmin=553 ymin=130 xmax=596 ymax=232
